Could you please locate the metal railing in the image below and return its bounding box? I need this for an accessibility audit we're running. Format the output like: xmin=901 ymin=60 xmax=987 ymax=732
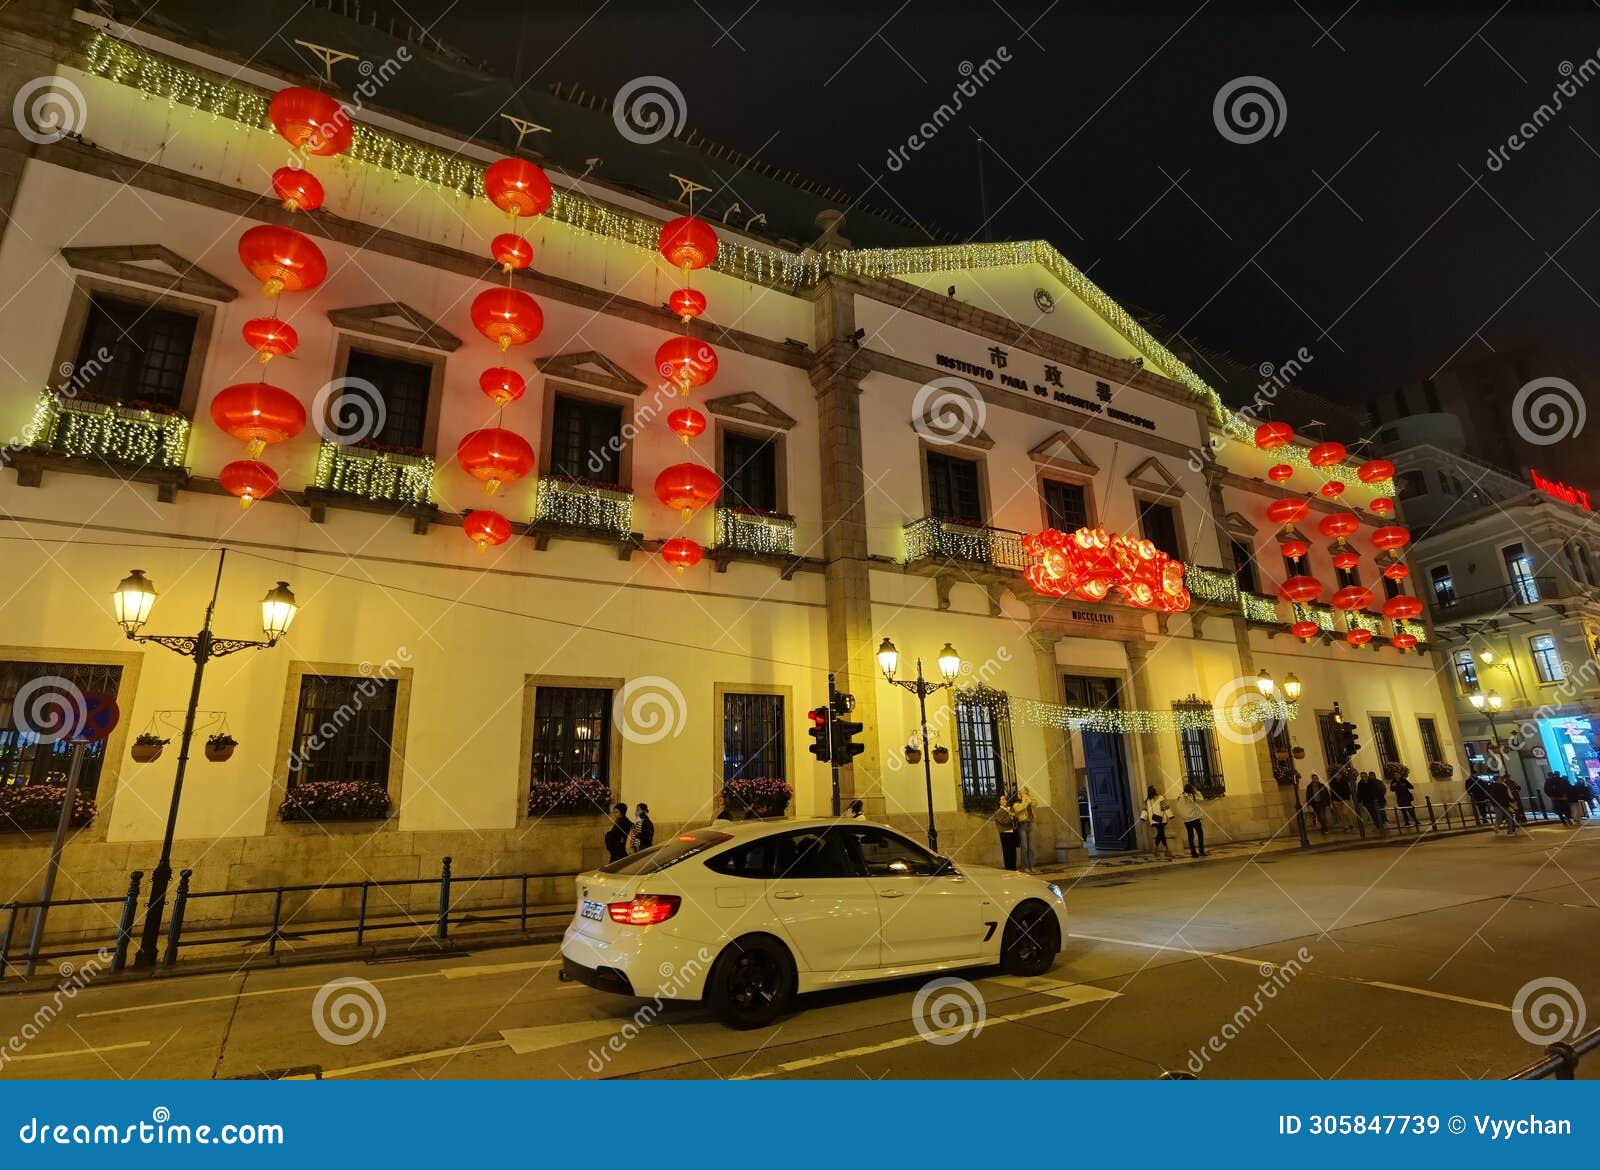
xmin=1305 ymin=787 xmax=1577 ymax=840
xmin=533 ymin=476 xmax=634 ymax=538
xmin=0 ymin=872 xmax=142 ymax=979
xmin=312 ymin=440 xmax=434 ymax=505
xmin=1508 ymin=1026 xmax=1600 ymax=1079
xmin=1431 ymin=577 xmax=1556 ymax=621
xmin=904 ymin=516 xmax=1027 ymax=571
xmin=23 ymin=389 xmax=191 ymax=469
xmin=715 ymin=507 xmax=796 ymax=557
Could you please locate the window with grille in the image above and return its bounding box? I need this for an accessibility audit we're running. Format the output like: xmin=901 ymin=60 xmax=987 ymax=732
xmin=287 ymin=674 xmax=398 ymax=787
xmin=954 ymin=689 xmax=1013 ymax=811
xmin=1503 ymin=544 xmax=1540 ymax=603
xmin=1042 ymin=479 xmax=1088 ymax=532
xmin=344 ymin=349 xmax=432 ymax=450
xmin=1283 ymin=550 xmax=1310 ymax=577
xmin=529 ymin=686 xmax=612 ymax=785
xmin=1267 ymin=720 xmax=1294 ymax=783
xmin=1316 ymin=710 xmax=1344 ymax=773
xmin=0 ymin=661 xmax=124 ymax=795
xmin=926 ymin=452 xmax=983 ymax=524
xmin=1418 ymin=717 xmax=1444 ymax=765
xmin=1138 ymin=499 xmax=1182 ymax=561
xmin=1429 ymin=565 xmax=1456 ymax=607
xmin=76 ymin=293 xmax=197 ymax=411
xmin=1230 ymin=538 xmax=1258 ymax=594
xmin=549 ymin=394 xmax=623 ymax=485
xmin=722 ymin=429 xmax=779 ymax=513
xmin=1453 ymin=649 xmax=1479 ymax=690
xmin=723 ymin=692 xmax=785 ymax=782
xmin=1530 ymin=634 xmax=1564 ymax=683
xmin=1177 ymin=724 xmax=1225 ymax=797
xmin=1370 ymin=715 xmax=1401 ymax=766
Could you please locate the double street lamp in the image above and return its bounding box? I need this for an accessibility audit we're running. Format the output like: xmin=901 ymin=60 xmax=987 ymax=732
xmin=1469 ymin=688 xmax=1507 ymax=771
xmin=1256 ymin=669 xmax=1309 ymax=850
xmin=876 ymin=636 xmax=960 ymax=853
xmin=113 ymin=549 xmax=298 ymax=967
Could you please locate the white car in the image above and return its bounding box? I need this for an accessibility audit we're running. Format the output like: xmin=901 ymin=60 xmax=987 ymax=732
xmin=560 ymin=817 xmax=1067 ymax=1028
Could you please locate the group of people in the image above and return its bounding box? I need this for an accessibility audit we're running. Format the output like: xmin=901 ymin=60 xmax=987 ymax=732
xmin=1539 ymin=772 xmax=1595 ymax=827
xmin=1139 ymin=783 xmax=1209 ymax=859
xmin=993 ymin=786 xmax=1040 ymax=871
xmin=603 ymin=802 xmax=655 ymax=861
xmin=1301 ymin=768 xmax=1416 ymax=837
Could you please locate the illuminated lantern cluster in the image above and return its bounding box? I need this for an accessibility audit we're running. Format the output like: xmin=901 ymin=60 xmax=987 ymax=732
xmin=1021 ymin=527 xmax=1191 ymax=613
xmin=461 ymin=156 xmax=553 ymax=547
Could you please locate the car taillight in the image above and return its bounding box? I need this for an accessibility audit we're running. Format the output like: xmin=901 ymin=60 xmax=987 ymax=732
xmin=607 ymin=894 xmax=681 ymax=925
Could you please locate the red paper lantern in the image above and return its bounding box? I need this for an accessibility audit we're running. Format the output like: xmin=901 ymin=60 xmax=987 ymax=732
xmin=457 ymin=427 xmax=535 ymax=495
xmin=1332 ymin=547 xmax=1360 ymax=571
xmin=655 ymin=462 xmax=720 ymax=520
xmin=478 ymin=367 xmax=526 ymax=407
xmin=1280 ymin=538 xmax=1309 ymax=559
xmin=667 ymin=407 xmax=707 ymax=444
xmin=471 ymin=287 xmax=543 ymax=352
xmin=655 ymin=336 xmax=719 ymax=393
xmin=670 ymin=288 xmax=707 ymax=322
xmin=1308 ymin=441 xmax=1347 ymax=468
xmin=491 ymin=233 xmax=533 ymax=273
xmin=1279 ymin=576 xmax=1324 ymax=604
xmin=238 ymin=225 xmax=327 ymax=296
xmin=1290 ymin=619 xmax=1320 ymax=640
xmin=1318 ymin=512 xmax=1360 ymax=538
xmin=1254 ymin=421 xmax=1293 ymax=451
xmin=1266 ymin=497 xmax=1310 ymax=525
xmin=484 ymin=158 xmax=553 ymax=219
xmin=1267 ymin=463 xmax=1294 ymax=483
xmin=1382 ymin=594 xmax=1423 ymax=620
xmin=1330 ymin=585 xmax=1374 ymax=611
xmin=209 ymin=382 xmax=306 ymax=456
xmin=1382 ymin=561 xmax=1410 ymax=581
xmin=1358 ymin=459 xmax=1396 ymax=484
xmin=271 ymin=166 xmax=324 ymax=212
xmin=220 ymin=459 xmax=279 ymax=508
xmin=463 ymin=509 xmax=511 ymax=552
xmin=268 ymin=87 xmax=352 ymax=157
xmin=1319 ymin=480 xmax=1346 ymax=499
xmin=1371 ymin=525 xmax=1411 ymax=551
xmin=659 ymin=215 xmax=719 ymax=272
xmin=1370 ymin=498 xmax=1395 ymax=517
xmin=1346 ymin=628 xmax=1373 ymax=647
xmin=241 ymin=317 xmax=298 ymax=363
xmin=1391 ymin=632 xmax=1418 ymax=651
xmin=661 ymin=537 xmax=703 ymax=574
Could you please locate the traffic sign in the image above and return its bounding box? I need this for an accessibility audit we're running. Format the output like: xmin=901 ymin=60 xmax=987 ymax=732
xmin=70 ymin=691 xmax=119 ymax=744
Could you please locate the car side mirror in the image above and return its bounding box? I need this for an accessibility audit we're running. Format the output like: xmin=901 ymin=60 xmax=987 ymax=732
xmin=933 ymin=857 xmax=958 ymax=877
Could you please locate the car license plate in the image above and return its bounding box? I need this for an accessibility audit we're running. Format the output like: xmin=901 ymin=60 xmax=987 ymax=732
xmin=580 ymin=899 xmax=605 ymax=921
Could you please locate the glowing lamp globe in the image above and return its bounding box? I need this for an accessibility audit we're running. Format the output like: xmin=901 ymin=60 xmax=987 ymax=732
xmin=209 ymin=382 xmax=306 ymax=456
xmin=220 ymin=459 xmax=279 ymax=508
xmin=655 ymin=462 xmax=720 ymax=521
xmin=1267 ymin=463 xmax=1294 ymax=483
xmin=268 ymin=86 xmax=352 ymax=156
xmin=1317 ymin=512 xmax=1360 ymax=539
xmin=483 ymin=157 xmax=553 ymax=219
xmin=667 ymin=407 xmax=707 ymax=444
xmin=656 ymin=336 xmax=718 ymax=393
xmin=1290 ymin=619 xmax=1320 ymax=640
xmin=1391 ymin=632 xmax=1418 ymax=651
xmin=471 ymin=287 xmax=543 ymax=352
xmin=1330 ymin=585 xmax=1374 ymax=611
xmin=1266 ymin=497 xmax=1309 ymax=525
xmin=1382 ymin=594 xmax=1424 ymax=621
xmin=659 ymin=215 xmax=719 ymax=272
xmin=670 ymin=288 xmax=707 ymax=322
xmin=1358 ymin=459 xmax=1396 ymax=484
xmin=238 ymin=225 xmax=327 ymax=297
xmin=1370 ymin=497 xmax=1395 ymax=515
xmin=1371 ymin=525 xmax=1411 ymax=552
xmin=478 ymin=367 xmax=526 ymax=406
xmin=242 ymin=317 xmax=298 ymax=363
xmin=271 ymin=166 xmax=324 ymax=212
xmin=491 ymin=233 xmax=533 ymax=273
xmin=1308 ymin=440 xmax=1347 ymax=468
xmin=1279 ymin=576 xmax=1324 ymax=604
xmin=1319 ymin=480 xmax=1346 ymax=499
xmin=1381 ymin=561 xmax=1411 ymax=581
xmin=1280 ymin=538 xmax=1309 ymax=559
xmin=661 ymin=537 xmax=703 ymax=574
xmin=456 ymin=427 xmax=535 ymax=495
xmin=463 ymin=509 xmax=511 ymax=552
xmin=1346 ymin=628 xmax=1373 ymax=647
xmin=1254 ymin=421 xmax=1293 ymax=451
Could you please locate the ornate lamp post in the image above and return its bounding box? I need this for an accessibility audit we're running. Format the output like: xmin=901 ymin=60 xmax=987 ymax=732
xmin=1469 ymin=687 xmax=1507 ymax=771
xmin=114 ymin=550 xmax=298 ymax=967
xmin=1258 ymin=669 xmax=1310 ymax=849
xmin=877 ymin=636 xmax=960 ymax=852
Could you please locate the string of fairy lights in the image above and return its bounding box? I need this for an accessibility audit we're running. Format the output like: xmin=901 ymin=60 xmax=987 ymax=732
xmin=24 ymin=390 xmax=190 ymax=468
xmin=1007 ymin=694 xmax=1298 ymax=736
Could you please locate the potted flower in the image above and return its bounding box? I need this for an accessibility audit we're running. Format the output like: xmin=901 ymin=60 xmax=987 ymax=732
xmin=279 ymin=779 xmax=392 ymax=823
xmin=1429 ymin=761 xmax=1455 ymax=779
xmin=1383 ymin=761 xmax=1411 ymax=783
xmin=0 ymin=784 xmax=96 ymax=832
xmin=725 ymin=776 xmax=792 ymax=818
xmin=528 ymin=774 xmax=612 ymax=816
xmin=204 ymin=733 xmax=237 ymax=762
xmin=903 ymin=745 xmax=922 ymax=765
xmin=931 ymin=744 xmax=950 ymax=765
xmin=131 ymin=733 xmax=168 ymax=763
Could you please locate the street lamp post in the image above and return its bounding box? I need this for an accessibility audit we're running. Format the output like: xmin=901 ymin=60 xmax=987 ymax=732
xmin=1257 ymin=669 xmax=1309 ymax=850
xmin=114 ymin=549 xmax=297 ymax=967
xmin=877 ymin=637 xmax=960 ymax=853
xmin=1470 ymin=687 xmax=1507 ymax=775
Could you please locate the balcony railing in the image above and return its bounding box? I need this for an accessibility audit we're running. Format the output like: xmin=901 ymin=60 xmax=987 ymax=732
xmin=533 ymin=476 xmax=634 ymax=539
xmin=312 ymin=441 xmax=434 ymax=505
xmin=1292 ymin=601 xmax=1337 ymax=633
xmin=904 ymin=517 xmax=1026 ymax=571
xmin=1183 ymin=566 xmax=1280 ymax=625
xmin=1239 ymin=590 xmax=1281 ymax=625
xmin=716 ymin=507 xmax=796 ymax=557
xmin=1431 ymin=577 xmax=1557 ymax=621
xmin=24 ymin=389 xmax=189 ymax=468
xmin=1347 ymin=609 xmax=1383 ymax=635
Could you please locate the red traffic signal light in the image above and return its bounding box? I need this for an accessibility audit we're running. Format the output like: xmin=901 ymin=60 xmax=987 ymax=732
xmin=807 ymin=706 xmax=831 ymax=762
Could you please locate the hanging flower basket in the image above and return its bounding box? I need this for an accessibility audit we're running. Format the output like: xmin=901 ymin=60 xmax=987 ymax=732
xmin=528 ymin=775 xmax=612 ymax=817
xmin=131 ymin=734 xmax=168 ymax=763
xmin=725 ymin=777 xmax=792 ymax=818
xmin=903 ymin=746 xmax=922 ymax=765
xmin=1428 ymin=761 xmax=1455 ymax=780
xmin=204 ymin=733 xmax=238 ymax=762
xmin=1383 ymin=761 xmax=1411 ymax=783
xmin=0 ymin=785 xmax=97 ymax=832
xmin=931 ymin=746 xmax=950 ymax=765
xmin=279 ymin=779 xmax=391 ymax=823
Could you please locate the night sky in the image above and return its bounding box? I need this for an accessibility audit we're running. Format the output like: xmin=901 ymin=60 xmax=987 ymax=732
xmin=403 ymin=0 xmax=1599 ymax=400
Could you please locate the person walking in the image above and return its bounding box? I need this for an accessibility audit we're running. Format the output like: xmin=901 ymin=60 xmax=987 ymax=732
xmin=1329 ymin=768 xmax=1357 ymax=832
xmin=1543 ymin=773 xmax=1571 ymax=825
xmin=1574 ymin=776 xmax=1595 ymax=820
xmin=1357 ymin=772 xmax=1388 ymax=837
xmin=1010 ymin=786 xmax=1038 ymax=872
xmin=1389 ymin=771 xmax=1417 ymax=830
xmin=1493 ymin=774 xmax=1519 ymax=835
xmin=604 ymin=802 xmax=632 ymax=861
xmin=994 ymin=795 xmax=1018 ymax=870
xmin=1174 ymin=783 xmax=1206 ymax=858
xmin=631 ymin=802 xmax=655 ymax=850
xmin=1140 ymin=784 xmax=1174 ymax=858
xmin=1304 ymin=773 xmax=1331 ymax=833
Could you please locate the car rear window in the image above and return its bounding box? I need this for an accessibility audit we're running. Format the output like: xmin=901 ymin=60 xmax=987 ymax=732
xmin=600 ymin=830 xmax=733 ymax=875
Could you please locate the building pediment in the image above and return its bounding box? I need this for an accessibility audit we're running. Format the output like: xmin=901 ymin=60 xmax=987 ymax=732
xmin=1126 ymin=455 xmax=1184 ymax=500
xmin=1222 ymin=510 xmax=1257 ymax=536
xmin=326 ymin=302 xmax=462 ymax=352
xmin=909 ymin=392 xmax=993 ymax=450
xmin=60 ymin=244 xmax=237 ymax=302
xmin=1029 ymin=430 xmax=1097 ymax=476
xmin=536 ymin=350 xmax=645 ymax=396
xmin=703 ymin=391 xmax=797 ymax=431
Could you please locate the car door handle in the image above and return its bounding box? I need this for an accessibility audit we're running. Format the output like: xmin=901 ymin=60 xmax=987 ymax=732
xmin=773 ymin=889 xmax=804 ymax=900
xmin=879 ymin=889 xmax=905 ymax=898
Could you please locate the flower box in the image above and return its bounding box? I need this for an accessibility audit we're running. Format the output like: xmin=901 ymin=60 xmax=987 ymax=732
xmin=1428 ymin=761 xmax=1454 ymax=779
xmin=279 ymin=779 xmax=391 ymax=823
xmin=204 ymin=734 xmax=237 ymax=762
xmin=725 ymin=776 xmax=792 ymax=818
xmin=527 ymin=775 xmax=612 ymax=817
xmin=0 ymin=784 xmax=97 ymax=832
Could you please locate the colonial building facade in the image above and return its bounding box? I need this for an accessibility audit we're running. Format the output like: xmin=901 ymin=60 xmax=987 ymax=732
xmin=0 ymin=2 xmax=1467 ymax=911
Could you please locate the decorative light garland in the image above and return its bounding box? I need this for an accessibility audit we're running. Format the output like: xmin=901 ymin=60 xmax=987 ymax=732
xmin=1347 ymin=610 xmax=1383 ymax=635
xmin=1009 ymin=694 xmax=1298 ymax=735
xmin=534 ymin=475 xmax=634 ymax=537
xmin=24 ymin=389 xmax=189 ymax=467
xmin=716 ymin=507 xmax=797 ymax=556
xmin=1292 ymin=601 xmax=1337 ymax=633
xmin=313 ymin=441 xmax=434 ymax=505
xmin=1183 ymin=564 xmax=1238 ymax=607
xmin=1238 ymin=590 xmax=1281 ymax=625
xmin=904 ymin=516 xmax=999 ymax=565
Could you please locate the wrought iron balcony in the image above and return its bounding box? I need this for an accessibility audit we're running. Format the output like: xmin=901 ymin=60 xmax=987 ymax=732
xmin=904 ymin=516 xmax=1026 ymax=572
xmin=533 ymin=475 xmax=634 ymax=540
xmin=23 ymin=389 xmax=189 ymax=469
xmin=716 ymin=507 xmax=796 ymax=557
xmin=312 ymin=441 xmax=434 ymax=506
xmin=1291 ymin=601 xmax=1337 ymax=633
xmin=1430 ymin=577 xmax=1556 ymax=622
xmin=1183 ymin=565 xmax=1279 ymax=625
xmin=1347 ymin=609 xmax=1384 ymax=635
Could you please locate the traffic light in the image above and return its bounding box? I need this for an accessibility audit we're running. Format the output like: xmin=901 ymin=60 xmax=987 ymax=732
xmin=807 ymin=706 xmax=831 ymax=763
xmin=828 ymin=690 xmax=864 ymax=766
xmin=1338 ymin=717 xmax=1362 ymax=763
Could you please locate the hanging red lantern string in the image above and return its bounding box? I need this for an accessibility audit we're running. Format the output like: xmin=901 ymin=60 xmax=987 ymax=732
xmin=464 ymin=509 xmax=512 ymax=552
xmin=1329 ymin=585 xmax=1374 ymax=611
xmin=1278 ymin=576 xmax=1324 ymax=604
xmin=667 ymin=407 xmax=707 ymax=444
xmin=655 ymin=462 xmax=720 ymax=521
xmin=268 ymin=87 xmax=353 ymax=157
xmin=1267 ymin=463 xmax=1294 ymax=483
xmin=484 ymin=157 xmax=553 ymax=220
xmin=479 ymin=367 xmax=527 ymax=407
xmin=1381 ymin=594 xmax=1423 ymax=621
xmin=220 ymin=460 xmax=279 ymax=508
xmin=239 ymin=225 xmax=327 ymax=297
xmin=209 ymin=382 xmax=306 ymax=457
xmin=271 ymin=167 xmax=324 ymax=213
xmin=661 ymin=537 xmax=704 ymax=574
xmin=1319 ymin=480 xmax=1346 ymax=499
xmin=1391 ymin=632 xmax=1418 ymax=651
xmin=670 ymin=288 xmax=707 ymax=323
xmin=457 ymin=428 xmax=535 ymax=495
xmin=491 ymin=233 xmax=533 ymax=274
xmin=1290 ymin=619 xmax=1320 ymax=640
xmin=242 ymin=317 xmax=298 ymax=363
xmin=471 ymin=287 xmax=543 ymax=352
xmin=1317 ymin=512 xmax=1359 ymax=539
xmin=655 ymin=336 xmax=718 ymax=395
xmin=1346 ymin=628 xmax=1374 ymax=647
xmin=1308 ymin=440 xmax=1347 ymax=468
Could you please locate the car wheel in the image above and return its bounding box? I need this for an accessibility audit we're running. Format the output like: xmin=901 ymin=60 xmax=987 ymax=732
xmin=706 ymin=934 xmax=795 ymax=1029
xmin=1000 ymin=900 xmax=1060 ymax=976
